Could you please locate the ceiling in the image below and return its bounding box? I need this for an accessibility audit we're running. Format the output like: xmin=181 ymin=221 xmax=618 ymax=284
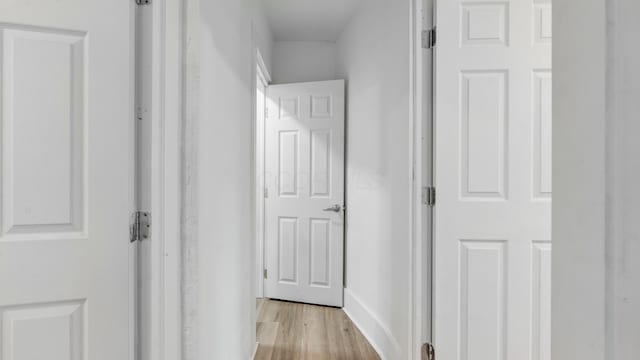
xmin=262 ymin=0 xmax=364 ymax=42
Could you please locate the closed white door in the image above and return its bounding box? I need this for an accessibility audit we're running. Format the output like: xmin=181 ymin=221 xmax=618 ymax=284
xmin=433 ymin=0 xmax=552 ymax=359
xmin=264 ymin=80 xmax=345 ymax=307
xmin=0 ymin=1 xmax=134 ymax=359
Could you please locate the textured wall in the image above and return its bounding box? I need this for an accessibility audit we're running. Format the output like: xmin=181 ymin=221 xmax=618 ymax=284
xmin=553 ymin=0 xmax=640 ymax=359
xmin=182 ymin=0 xmax=200 ymax=357
xmin=182 ymin=0 xmax=272 ymax=358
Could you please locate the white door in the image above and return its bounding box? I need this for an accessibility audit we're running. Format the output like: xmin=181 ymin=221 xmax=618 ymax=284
xmin=264 ymin=80 xmax=345 ymax=307
xmin=0 ymin=1 xmax=135 ymax=359
xmin=433 ymin=0 xmax=552 ymax=359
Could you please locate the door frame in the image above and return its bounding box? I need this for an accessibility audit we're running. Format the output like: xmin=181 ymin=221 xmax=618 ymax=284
xmin=111 ymin=2 xmax=140 ymax=358
xmin=141 ymin=0 xmax=183 ymax=359
xmin=128 ymin=4 xmax=138 ymax=360
xmin=144 ymin=0 xmax=434 ymax=358
xmin=410 ymin=0 xmax=435 ymax=359
xmin=254 ymin=49 xmax=271 ymax=299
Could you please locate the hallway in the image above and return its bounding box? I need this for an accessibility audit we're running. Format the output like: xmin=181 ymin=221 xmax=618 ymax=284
xmin=255 ymin=299 xmax=380 ymax=360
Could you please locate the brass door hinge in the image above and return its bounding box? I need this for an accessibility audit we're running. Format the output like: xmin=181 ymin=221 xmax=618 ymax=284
xmin=422 ymin=343 xmax=435 ymax=360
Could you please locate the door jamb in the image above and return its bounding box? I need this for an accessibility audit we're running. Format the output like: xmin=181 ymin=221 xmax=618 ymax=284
xmin=128 ymin=2 xmax=138 ymax=359
xmin=254 ymin=48 xmax=271 ymax=299
xmin=145 ymin=0 xmax=183 ymax=359
xmin=410 ymin=0 xmax=435 ymax=358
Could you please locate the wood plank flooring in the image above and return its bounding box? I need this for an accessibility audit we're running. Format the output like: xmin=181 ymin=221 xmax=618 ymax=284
xmin=255 ymin=299 xmax=380 ymax=360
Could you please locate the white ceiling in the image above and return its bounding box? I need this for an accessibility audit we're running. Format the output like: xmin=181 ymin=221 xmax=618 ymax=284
xmin=262 ymin=0 xmax=364 ymax=42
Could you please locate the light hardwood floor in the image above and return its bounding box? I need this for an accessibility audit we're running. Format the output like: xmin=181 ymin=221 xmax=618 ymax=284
xmin=255 ymin=299 xmax=380 ymax=360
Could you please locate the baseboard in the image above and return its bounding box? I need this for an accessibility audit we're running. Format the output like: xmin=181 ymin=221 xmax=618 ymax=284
xmin=343 ymin=289 xmax=403 ymax=360
xmin=251 ymin=342 xmax=259 ymax=360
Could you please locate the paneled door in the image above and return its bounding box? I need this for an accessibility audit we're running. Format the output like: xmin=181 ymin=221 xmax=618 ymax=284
xmin=0 ymin=1 xmax=135 ymax=359
xmin=264 ymin=80 xmax=345 ymax=307
xmin=433 ymin=0 xmax=552 ymax=359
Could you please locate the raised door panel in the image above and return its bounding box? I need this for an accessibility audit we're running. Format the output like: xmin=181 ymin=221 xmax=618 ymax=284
xmin=1 ymin=28 xmax=86 ymax=237
xmin=460 ymin=71 xmax=508 ymax=200
xmin=309 ymin=218 xmax=330 ymax=287
xmin=279 ymin=97 xmax=300 ymax=120
xmin=278 ymin=217 xmax=299 ymax=284
xmin=310 ymin=95 xmax=332 ymax=119
xmin=533 ymin=1 xmax=552 ymax=44
xmin=531 ymin=242 xmax=551 ymax=360
xmin=278 ymin=131 xmax=299 ymax=197
xmin=461 ymin=2 xmax=509 ymax=46
xmin=310 ymin=130 xmax=331 ymax=198
xmin=532 ymin=70 xmax=552 ymax=199
xmin=1 ymin=301 xmax=85 ymax=360
xmin=459 ymin=241 xmax=506 ymax=360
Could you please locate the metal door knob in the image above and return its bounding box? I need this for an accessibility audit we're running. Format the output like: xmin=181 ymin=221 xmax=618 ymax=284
xmin=323 ymin=204 xmax=343 ymax=212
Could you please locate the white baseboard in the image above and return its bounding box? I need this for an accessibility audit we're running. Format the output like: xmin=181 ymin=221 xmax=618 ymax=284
xmin=343 ymin=289 xmax=403 ymax=360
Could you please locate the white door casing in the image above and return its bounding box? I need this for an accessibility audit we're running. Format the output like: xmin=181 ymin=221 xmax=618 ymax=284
xmin=264 ymin=80 xmax=345 ymax=307
xmin=0 ymin=1 xmax=134 ymax=359
xmin=255 ymin=64 xmax=269 ymax=299
xmin=433 ymin=1 xmax=552 ymax=360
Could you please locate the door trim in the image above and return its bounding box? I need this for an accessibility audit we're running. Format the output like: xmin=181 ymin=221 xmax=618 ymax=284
xmin=145 ymin=0 xmax=183 ymax=359
xmin=410 ymin=0 xmax=435 ymax=359
xmin=254 ymin=48 xmax=271 ymax=299
xmin=129 ymin=2 xmax=139 ymax=359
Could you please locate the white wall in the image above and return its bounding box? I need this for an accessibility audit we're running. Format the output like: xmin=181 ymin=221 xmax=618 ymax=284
xmin=182 ymin=0 xmax=272 ymax=359
xmin=336 ymin=1 xmax=411 ymax=358
xmin=554 ymin=0 xmax=640 ymax=359
xmin=252 ymin=3 xmax=274 ymax=72
xmin=272 ymin=41 xmax=337 ymax=84
xmin=606 ymin=1 xmax=640 ymax=357
xmin=553 ymin=0 xmax=606 ymax=357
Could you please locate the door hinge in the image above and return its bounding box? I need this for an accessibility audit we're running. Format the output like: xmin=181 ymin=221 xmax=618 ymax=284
xmin=136 ymin=0 xmax=151 ymax=5
xmin=422 ymin=186 xmax=436 ymax=207
xmin=264 ymin=188 xmax=269 ymax=198
xmin=263 ymin=269 xmax=268 ymax=279
xmin=422 ymin=343 xmax=435 ymax=360
xmin=422 ymin=27 xmax=436 ymax=49
xmin=130 ymin=211 xmax=151 ymax=243
xmin=136 ymin=106 xmax=144 ymax=121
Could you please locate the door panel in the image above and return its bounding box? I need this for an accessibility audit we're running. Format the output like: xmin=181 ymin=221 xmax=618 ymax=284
xmin=265 ymin=80 xmax=345 ymax=307
xmin=433 ymin=0 xmax=552 ymax=359
xmin=309 ymin=218 xmax=330 ymax=287
xmin=0 ymin=1 xmax=134 ymax=359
